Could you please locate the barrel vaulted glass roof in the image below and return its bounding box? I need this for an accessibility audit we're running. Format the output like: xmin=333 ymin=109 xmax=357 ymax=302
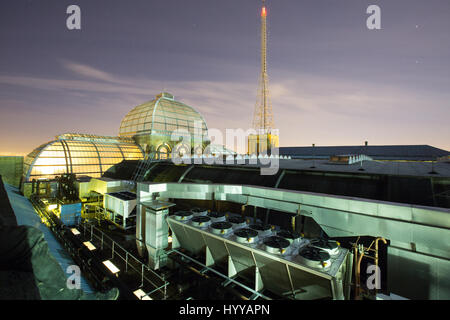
xmin=23 ymin=133 xmax=144 ymax=182
xmin=118 ymin=92 xmax=208 ymax=138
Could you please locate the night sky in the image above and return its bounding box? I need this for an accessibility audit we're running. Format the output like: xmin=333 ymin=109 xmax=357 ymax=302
xmin=0 ymin=0 xmax=449 ymax=155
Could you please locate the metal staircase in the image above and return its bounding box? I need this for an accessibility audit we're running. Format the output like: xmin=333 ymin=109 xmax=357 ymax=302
xmin=130 ymin=151 xmax=157 ymax=183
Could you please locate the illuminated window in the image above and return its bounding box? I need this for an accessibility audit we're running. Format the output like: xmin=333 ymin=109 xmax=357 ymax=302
xmin=23 ymin=134 xmax=144 ymax=182
xmin=156 ymin=144 xmax=171 ymax=160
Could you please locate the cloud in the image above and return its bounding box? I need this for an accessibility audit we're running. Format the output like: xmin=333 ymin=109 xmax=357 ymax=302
xmin=0 ymin=61 xmax=449 ymax=155
xmin=0 ymin=74 xmax=151 ymax=97
xmin=62 ymin=60 xmax=118 ymax=83
xmin=0 ymin=61 xmax=448 ymax=122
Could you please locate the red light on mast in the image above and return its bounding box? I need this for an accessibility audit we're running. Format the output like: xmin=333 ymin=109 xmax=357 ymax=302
xmin=261 ymin=6 xmax=267 ymax=17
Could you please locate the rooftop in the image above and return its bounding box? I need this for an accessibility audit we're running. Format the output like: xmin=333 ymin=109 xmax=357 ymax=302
xmin=255 ymin=158 xmax=450 ymax=178
xmin=104 ymin=159 xmax=450 ymax=208
xmin=279 ymin=145 xmax=450 ymax=161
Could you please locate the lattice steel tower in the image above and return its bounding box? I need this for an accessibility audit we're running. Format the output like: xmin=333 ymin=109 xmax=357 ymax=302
xmin=249 ymin=0 xmax=278 ymax=155
xmin=252 ymin=0 xmax=274 ymax=131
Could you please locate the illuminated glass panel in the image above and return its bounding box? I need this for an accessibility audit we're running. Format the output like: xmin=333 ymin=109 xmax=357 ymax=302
xmin=23 ymin=135 xmax=144 ymax=182
xmin=118 ymin=93 xmax=208 ymax=139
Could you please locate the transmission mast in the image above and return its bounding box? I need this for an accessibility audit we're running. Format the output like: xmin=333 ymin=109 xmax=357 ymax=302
xmin=249 ymin=0 xmax=279 ymax=155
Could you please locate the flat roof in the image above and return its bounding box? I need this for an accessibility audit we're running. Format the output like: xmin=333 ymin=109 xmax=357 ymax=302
xmin=227 ymin=159 xmax=450 ymax=178
xmin=141 ymin=200 xmax=176 ymax=211
xmin=279 ymin=145 xmax=450 ymax=161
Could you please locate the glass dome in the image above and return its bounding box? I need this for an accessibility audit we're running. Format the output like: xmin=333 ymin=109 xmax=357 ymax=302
xmin=119 ymin=92 xmax=208 ymax=139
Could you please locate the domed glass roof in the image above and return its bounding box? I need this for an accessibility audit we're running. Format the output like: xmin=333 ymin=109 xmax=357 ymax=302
xmin=118 ymin=92 xmax=208 ymax=139
xmin=23 ymin=133 xmax=144 ymax=182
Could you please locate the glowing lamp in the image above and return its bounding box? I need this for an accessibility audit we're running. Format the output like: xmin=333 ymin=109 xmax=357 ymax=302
xmin=83 ymin=241 xmax=96 ymax=251
xmin=133 ymin=289 xmax=152 ymax=300
xmin=103 ymin=260 xmax=120 ymax=274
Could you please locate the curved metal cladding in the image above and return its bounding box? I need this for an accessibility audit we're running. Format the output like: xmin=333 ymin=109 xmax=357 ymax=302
xmin=107 ymin=161 xmax=449 ymax=209
xmin=118 ymin=92 xmax=209 ymax=158
xmin=23 ymin=134 xmax=144 ymax=182
xmin=105 ymin=161 xmax=282 ymax=186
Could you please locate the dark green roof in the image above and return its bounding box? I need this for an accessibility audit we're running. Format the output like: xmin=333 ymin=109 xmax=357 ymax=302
xmin=279 ymin=145 xmax=449 ymax=160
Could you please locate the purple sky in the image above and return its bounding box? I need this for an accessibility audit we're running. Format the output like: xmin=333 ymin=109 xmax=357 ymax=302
xmin=0 ymin=0 xmax=449 ymax=155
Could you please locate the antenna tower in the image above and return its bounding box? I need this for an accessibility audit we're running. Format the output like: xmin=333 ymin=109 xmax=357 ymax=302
xmin=252 ymin=0 xmax=274 ymax=132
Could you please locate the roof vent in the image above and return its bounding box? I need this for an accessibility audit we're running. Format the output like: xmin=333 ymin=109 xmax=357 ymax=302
xmin=156 ymin=92 xmax=174 ymax=100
